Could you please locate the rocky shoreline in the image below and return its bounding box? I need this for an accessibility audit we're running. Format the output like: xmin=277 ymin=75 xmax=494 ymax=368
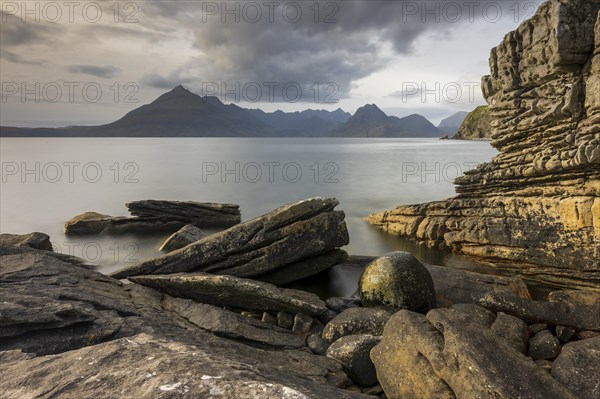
xmin=367 ymin=0 xmax=600 ymax=289
xmin=2 ymin=197 xmax=599 ymax=398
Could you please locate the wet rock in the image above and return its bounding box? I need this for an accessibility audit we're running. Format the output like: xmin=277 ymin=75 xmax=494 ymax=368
xmin=277 ymin=311 xmax=294 ymax=329
xmin=0 ymin=232 xmax=52 ymax=251
xmin=371 ymin=308 xmax=576 ymax=399
xmin=326 ymin=334 xmax=381 ymax=387
xmin=307 ymin=333 xmax=330 ymax=355
xmin=528 ymin=330 xmax=561 ymax=360
xmin=112 ymin=198 xmax=349 ymax=282
xmin=64 ymin=211 xmax=185 ymax=235
xmin=130 ymin=273 xmax=327 ymax=316
xmin=322 ymin=307 xmax=395 ymax=343
xmin=159 ymin=224 xmax=206 ymax=252
xmin=552 ymin=336 xmax=600 ymax=399
xmin=126 ymin=199 xmax=241 ymax=227
xmin=293 ymin=313 xmax=314 ymax=334
xmin=491 ymin=312 xmax=529 ymax=353
xmin=476 ymin=293 xmax=600 ymax=331
xmin=556 ymin=325 xmax=575 ymax=343
xmin=359 ymin=252 xmax=436 ymax=313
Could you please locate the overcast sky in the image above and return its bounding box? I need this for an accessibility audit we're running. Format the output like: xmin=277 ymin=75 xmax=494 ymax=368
xmin=0 ymin=0 xmax=543 ymax=127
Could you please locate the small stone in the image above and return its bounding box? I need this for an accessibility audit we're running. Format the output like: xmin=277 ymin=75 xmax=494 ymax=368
xmin=528 ymin=330 xmax=560 ymax=360
xmin=292 ymin=314 xmax=313 ymax=334
xmin=277 ymin=311 xmax=293 ymax=329
xmin=262 ymin=312 xmax=276 ymax=324
xmin=240 ymin=311 xmax=262 ymax=320
xmin=362 ymin=384 xmax=383 ymax=395
xmin=159 ymin=224 xmax=206 ymax=252
xmin=359 ymin=252 xmax=436 ymax=313
xmin=307 ymin=333 xmax=329 ymax=355
xmin=322 ymin=307 xmax=395 ymax=343
xmin=319 ymin=309 xmax=338 ymax=325
xmin=491 ymin=312 xmax=529 ymax=353
xmin=555 ymin=326 xmax=575 ymax=343
xmin=326 ymin=334 xmax=381 ymax=387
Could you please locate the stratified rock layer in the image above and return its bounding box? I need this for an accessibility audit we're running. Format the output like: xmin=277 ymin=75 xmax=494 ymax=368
xmin=452 ymin=105 xmax=493 ymax=140
xmin=367 ymin=0 xmax=600 ymax=289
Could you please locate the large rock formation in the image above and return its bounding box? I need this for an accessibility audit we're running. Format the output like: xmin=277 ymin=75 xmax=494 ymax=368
xmin=451 ymin=105 xmax=493 ymax=140
xmin=367 ymin=0 xmax=600 ymax=289
xmin=112 ymin=198 xmax=349 ymax=282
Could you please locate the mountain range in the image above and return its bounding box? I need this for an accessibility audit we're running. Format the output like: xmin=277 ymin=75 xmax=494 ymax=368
xmin=1 ymin=85 xmax=454 ymax=138
xmin=437 ymin=111 xmax=469 ymax=135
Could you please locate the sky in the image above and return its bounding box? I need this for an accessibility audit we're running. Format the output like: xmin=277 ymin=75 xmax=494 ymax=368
xmin=0 ymin=0 xmax=544 ymax=127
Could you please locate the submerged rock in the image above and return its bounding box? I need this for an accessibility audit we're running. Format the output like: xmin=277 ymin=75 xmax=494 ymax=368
xmin=371 ymin=308 xmax=577 ymax=399
xmin=130 ymin=273 xmax=327 ymax=316
xmin=326 ymin=334 xmax=381 ymax=387
xmin=64 ymin=211 xmax=185 ymax=235
xmin=112 ymin=197 xmax=349 ymax=282
xmin=158 ymin=224 xmax=206 ymax=252
xmin=359 ymin=251 xmax=436 ymax=313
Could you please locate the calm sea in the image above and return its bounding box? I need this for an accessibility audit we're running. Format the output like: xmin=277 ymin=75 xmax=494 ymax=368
xmin=1 ymin=138 xmax=498 ymax=297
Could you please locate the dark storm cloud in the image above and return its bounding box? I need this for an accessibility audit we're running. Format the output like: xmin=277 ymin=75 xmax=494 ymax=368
xmin=134 ymin=0 xmax=542 ymax=102
xmin=67 ymin=64 xmax=121 ymax=78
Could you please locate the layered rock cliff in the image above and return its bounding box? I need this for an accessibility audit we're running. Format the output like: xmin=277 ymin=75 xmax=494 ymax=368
xmin=452 ymin=106 xmax=493 ymax=140
xmin=367 ymin=0 xmax=600 ymax=289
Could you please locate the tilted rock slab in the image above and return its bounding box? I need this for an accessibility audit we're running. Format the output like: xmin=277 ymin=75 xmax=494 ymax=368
xmin=130 ymin=272 xmax=328 ymax=316
xmin=112 ymin=197 xmax=349 ymax=280
xmin=366 ymin=0 xmax=600 ymax=289
xmin=371 ymin=308 xmax=577 ymax=399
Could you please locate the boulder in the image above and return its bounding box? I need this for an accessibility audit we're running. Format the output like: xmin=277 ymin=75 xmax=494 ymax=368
xmin=126 ymin=200 xmax=241 ymax=227
xmin=112 ymin=198 xmax=349 ymax=281
xmin=528 ymin=330 xmax=561 ymax=360
xmin=159 ymin=224 xmax=206 ymax=252
xmin=549 ymin=289 xmax=600 ymax=306
xmin=130 ymin=272 xmax=327 ymax=316
xmin=0 ymin=232 xmax=52 ymax=251
xmin=371 ymin=308 xmax=577 ymax=399
xmin=326 ymin=334 xmax=381 ymax=387
xmin=322 ymin=307 xmax=395 ymax=343
xmin=556 ymin=326 xmax=576 ymax=343
xmin=552 ymin=336 xmax=600 ymax=399
xmin=490 ymin=312 xmax=529 ymax=354
xmin=476 ymin=293 xmax=600 ymax=331
xmin=64 ymin=211 xmax=184 ymax=235
xmin=359 ymin=252 xmax=436 ymax=313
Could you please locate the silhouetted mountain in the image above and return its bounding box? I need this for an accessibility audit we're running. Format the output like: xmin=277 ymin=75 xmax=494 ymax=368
xmin=331 ymin=104 xmax=443 ymax=138
xmin=437 ymin=111 xmax=469 ymax=135
xmin=247 ymin=108 xmax=351 ymax=136
xmin=1 ymin=86 xmax=439 ymax=138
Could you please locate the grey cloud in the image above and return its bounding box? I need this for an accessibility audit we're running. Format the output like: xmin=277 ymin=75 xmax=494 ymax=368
xmin=0 ymin=48 xmax=47 ymax=66
xmin=141 ymin=71 xmax=196 ymax=90
xmin=67 ymin=64 xmax=121 ymax=78
xmin=0 ymin=11 xmax=64 ymax=46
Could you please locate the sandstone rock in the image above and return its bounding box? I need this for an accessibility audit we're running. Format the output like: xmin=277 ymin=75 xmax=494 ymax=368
xmin=307 ymin=333 xmax=330 ymax=355
xmin=112 ymin=198 xmax=349 ymax=281
xmin=359 ymin=252 xmax=436 ymax=313
xmin=322 ymin=307 xmax=395 ymax=343
xmin=452 ymin=105 xmax=493 ymax=140
xmin=262 ymin=312 xmax=276 ymax=324
xmin=277 ymin=311 xmax=294 ymax=329
xmin=366 ymin=0 xmax=600 ymax=289
xmin=451 ymin=303 xmax=497 ymax=327
xmin=490 ymin=312 xmax=529 ymax=354
xmin=476 ymin=293 xmax=600 ymax=331
xmin=326 ymin=334 xmax=381 ymax=387
xmin=326 ymin=297 xmax=361 ymax=313
xmin=549 ymin=289 xmax=600 ymax=306
xmin=293 ymin=313 xmax=314 ymax=334
xmin=64 ymin=211 xmax=185 ymax=235
xmin=158 ymin=224 xmax=206 ymax=252
xmin=528 ymin=330 xmax=561 ymax=360
xmin=371 ymin=308 xmax=577 ymax=399
xmin=130 ymin=273 xmax=327 ymax=316
xmin=0 ymin=245 xmax=369 ymax=398
xmin=552 ymin=336 xmax=600 ymax=399
xmin=0 ymin=232 xmax=52 ymax=251
xmin=126 ymin=199 xmax=241 ymax=227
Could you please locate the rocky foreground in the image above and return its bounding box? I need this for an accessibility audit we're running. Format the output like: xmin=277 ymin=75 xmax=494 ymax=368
xmin=2 ymin=197 xmax=599 ymax=398
xmin=367 ymin=0 xmax=600 ymax=289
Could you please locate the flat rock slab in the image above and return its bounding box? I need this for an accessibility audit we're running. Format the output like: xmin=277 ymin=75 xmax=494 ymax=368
xmin=127 ymin=200 xmax=241 ymax=227
xmin=372 ymin=308 xmax=577 ymax=399
xmin=476 ymin=293 xmax=600 ymax=331
xmin=0 ymin=232 xmax=52 ymax=251
xmin=64 ymin=212 xmax=185 ymax=235
xmin=112 ymin=197 xmax=349 ymax=280
xmin=130 ymin=273 xmax=327 ymax=316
